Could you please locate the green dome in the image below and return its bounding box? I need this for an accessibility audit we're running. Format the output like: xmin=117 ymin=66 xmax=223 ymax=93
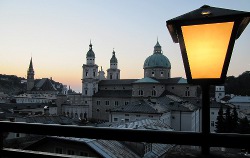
xmin=86 ymin=43 xmax=95 ymax=58
xmin=143 ymin=41 xmax=171 ymax=69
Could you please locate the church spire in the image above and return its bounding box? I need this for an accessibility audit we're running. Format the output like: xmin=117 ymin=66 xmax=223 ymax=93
xmin=29 ymin=57 xmax=34 ymax=70
xmin=27 ymin=57 xmax=35 ymax=92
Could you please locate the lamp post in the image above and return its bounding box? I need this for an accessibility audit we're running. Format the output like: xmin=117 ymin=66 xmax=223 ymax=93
xmin=166 ymin=5 xmax=250 ymax=155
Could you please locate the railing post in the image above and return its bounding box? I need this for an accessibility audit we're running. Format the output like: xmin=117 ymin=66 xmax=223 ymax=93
xmin=0 ymin=130 xmax=3 ymax=158
xmin=201 ymin=84 xmax=210 ymax=155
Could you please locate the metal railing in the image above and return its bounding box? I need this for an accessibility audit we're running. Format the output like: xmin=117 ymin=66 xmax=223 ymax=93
xmin=0 ymin=121 xmax=250 ymax=157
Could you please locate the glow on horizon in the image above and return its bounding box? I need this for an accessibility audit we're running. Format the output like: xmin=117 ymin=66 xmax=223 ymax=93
xmin=0 ymin=0 xmax=249 ymax=92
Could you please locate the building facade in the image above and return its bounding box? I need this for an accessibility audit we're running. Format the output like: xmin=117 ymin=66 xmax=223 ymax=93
xmin=79 ymin=40 xmax=199 ymax=122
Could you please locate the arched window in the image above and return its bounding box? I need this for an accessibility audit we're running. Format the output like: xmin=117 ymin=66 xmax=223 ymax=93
xmin=151 ymin=72 xmax=155 ymax=77
xmin=139 ymin=90 xmax=144 ymax=96
xmin=152 ymin=90 xmax=156 ymax=96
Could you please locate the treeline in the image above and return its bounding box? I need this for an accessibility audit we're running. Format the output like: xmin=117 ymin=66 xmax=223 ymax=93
xmin=225 ymin=71 xmax=250 ymax=96
xmin=215 ymin=106 xmax=250 ymax=134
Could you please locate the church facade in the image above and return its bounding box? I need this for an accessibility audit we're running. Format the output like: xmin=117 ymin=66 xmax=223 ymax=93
xmin=80 ymin=40 xmax=199 ymax=121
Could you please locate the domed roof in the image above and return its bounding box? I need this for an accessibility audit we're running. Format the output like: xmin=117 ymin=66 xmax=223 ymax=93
xmin=86 ymin=42 xmax=95 ymax=58
xmin=143 ymin=41 xmax=171 ymax=69
xmin=110 ymin=50 xmax=118 ymax=63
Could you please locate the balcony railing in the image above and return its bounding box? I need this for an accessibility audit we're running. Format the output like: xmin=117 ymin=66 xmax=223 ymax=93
xmin=0 ymin=121 xmax=250 ymax=157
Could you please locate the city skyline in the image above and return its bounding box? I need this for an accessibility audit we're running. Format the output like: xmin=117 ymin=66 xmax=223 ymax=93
xmin=0 ymin=0 xmax=250 ymax=92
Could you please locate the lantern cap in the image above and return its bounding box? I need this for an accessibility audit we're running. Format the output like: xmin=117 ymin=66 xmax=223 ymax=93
xmin=167 ymin=5 xmax=250 ymax=43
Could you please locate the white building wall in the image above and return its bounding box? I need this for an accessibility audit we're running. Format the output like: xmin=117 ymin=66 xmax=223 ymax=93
xmin=109 ymin=112 xmax=161 ymax=123
xmin=191 ymin=109 xmax=201 ymax=132
xmin=171 ymin=111 xmax=193 ymax=131
xmin=215 ymin=86 xmax=225 ymax=102
xmin=160 ymin=112 xmax=171 ymax=125
xmin=49 ymin=107 xmax=57 ymax=115
xmin=63 ymin=105 xmax=89 ymax=120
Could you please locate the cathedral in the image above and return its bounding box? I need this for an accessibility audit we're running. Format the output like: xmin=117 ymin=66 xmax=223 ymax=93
xmin=79 ymin=40 xmax=199 ymax=121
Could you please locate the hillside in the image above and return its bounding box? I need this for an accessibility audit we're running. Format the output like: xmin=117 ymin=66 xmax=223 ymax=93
xmin=0 ymin=74 xmax=67 ymax=95
xmin=0 ymin=74 xmax=26 ymax=95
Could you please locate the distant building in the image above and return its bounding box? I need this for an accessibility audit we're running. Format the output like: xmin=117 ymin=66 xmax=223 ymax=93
xmin=15 ymin=93 xmax=57 ymax=104
xmin=26 ymin=58 xmax=67 ymax=95
xmin=0 ymin=92 xmax=9 ymax=103
xmin=215 ymin=86 xmax=225 ymax=102
xmin=227 ymin=96 xmax=250 ymax=110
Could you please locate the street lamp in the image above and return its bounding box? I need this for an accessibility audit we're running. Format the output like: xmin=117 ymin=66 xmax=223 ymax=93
xmin=166 ymin=5 xmax=250 ymax=154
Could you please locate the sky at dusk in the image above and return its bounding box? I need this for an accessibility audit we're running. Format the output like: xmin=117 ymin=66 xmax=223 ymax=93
xmin=0 ymin=0 xmax=250 ymax=92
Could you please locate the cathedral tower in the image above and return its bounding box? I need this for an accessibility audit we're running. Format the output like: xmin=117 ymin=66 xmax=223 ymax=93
xmin=107 ymin=49 xmax=120 ymax=80
xmin=82 ymin=41 xmax=99 ymax=96
xmin=27 ymin=57 xmax=35 ymax=91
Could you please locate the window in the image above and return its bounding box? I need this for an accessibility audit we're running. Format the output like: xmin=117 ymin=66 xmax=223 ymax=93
xmin=211 ymin=121 xmax=215 ymax=127
xmin=93 ymin=72 xmax=96 ymax=77
xmin=136 ymin=115 xmax=140 ymax=117
xmin=125 ymin=101 xmax=129 ymax=105
xmin=144 ymin=143 xmax=152 ymax=154
xmin=152 ymin=71 xmax=155 ymax=77
xmin=114 ymin=101 xmax=119 ymax=106
xmin=125 ymin=114 xmax=129 ymax=116
xmin=139 ymin=90 xmax=144 ymax=96
xmin=185 ymin=90 xmax=190 ymax=97
xmin=55 ymin=147 xmax=63 ymax=154
xmin=152 ymin=90 xmax=156 ymax=96
xmin=114 ymin=118 xmax=118 ymax=122
xmin=148 ymin=115 xmax=153 ymax=118
xmin=172 ymin=87 xmax=175 ymax=89
xmin=125 ymin=118 xmax=129 ymax=122
xmin=161 ymin=71 xmax=164 ymax=77
xmin=85 ymin=90 xmax=87 ymax=95
xmin=105 ymin=101 xmax=110 ymax=105
xmin=85 ymin=101 xmax=87 ymax=104
xmin=97 ymin=101 xmax=100 ymax=105
xmin=110 ymin=73 xmax=112 ymax=79
xmin=85 ymin=72 xmax=88 ymax=77
xmin=67 ymin=149 xmax=75 ymax=155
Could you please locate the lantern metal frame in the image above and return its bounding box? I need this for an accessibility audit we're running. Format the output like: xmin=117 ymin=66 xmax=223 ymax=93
xmin=166 ymin=5 xmax=250 ymax=155
xmin=167 ymin=5 xmax=250 ymax=85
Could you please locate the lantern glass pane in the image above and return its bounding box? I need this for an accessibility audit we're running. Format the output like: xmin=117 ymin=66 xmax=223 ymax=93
xmin=181 ymin=22 xmax=234 ymax=79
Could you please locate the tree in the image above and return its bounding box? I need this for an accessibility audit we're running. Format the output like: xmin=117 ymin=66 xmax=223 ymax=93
xmin=215 ymin=105 xmax=225 ymax=133
xmin=238 ymin=117 xmax=250 ymax=134
xmin=225 ymin=107 xmax=233 ymax=132
xmin=231 ymin=106 xmax=239 ymax=132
